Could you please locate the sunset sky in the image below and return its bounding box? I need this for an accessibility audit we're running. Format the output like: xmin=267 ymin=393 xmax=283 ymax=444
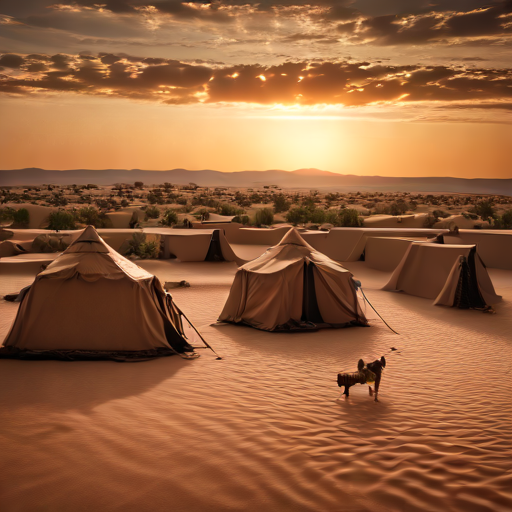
xmin=0 ymin=0 xmax=511 ymax=178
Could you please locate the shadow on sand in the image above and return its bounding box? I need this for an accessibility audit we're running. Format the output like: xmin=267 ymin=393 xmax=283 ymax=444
xmin=0 ymin=356 xmax=190 ymax=413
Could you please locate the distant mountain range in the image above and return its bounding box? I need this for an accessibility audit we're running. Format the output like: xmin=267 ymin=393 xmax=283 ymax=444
xmin=0 ymin=168 xmax=510 ymax=195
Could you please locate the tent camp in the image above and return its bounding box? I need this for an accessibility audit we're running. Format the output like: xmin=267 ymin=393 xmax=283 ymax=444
xmin=382 ymin=242 xmax=501 ymax=308
xmin=0 ymin=226 xmax=210 ymax=360
xmin=218 ymin=228 xmax=368 ymax=331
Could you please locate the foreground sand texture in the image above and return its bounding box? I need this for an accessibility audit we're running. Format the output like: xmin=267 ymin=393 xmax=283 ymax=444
xmin=1 ymin=260 xmax=511 ymax=512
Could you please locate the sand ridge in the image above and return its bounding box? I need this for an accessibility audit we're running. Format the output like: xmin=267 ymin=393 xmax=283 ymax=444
xmin=0 ymin=261 xmax=511 ymax=512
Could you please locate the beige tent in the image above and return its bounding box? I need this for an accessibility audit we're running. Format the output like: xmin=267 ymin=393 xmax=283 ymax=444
xmin=382 ymin=242 xmax=501 ymax=308
xmin=1 ymin=226 xmax=206 ymax=360
xmin=219 ymin=228 xmax=368 ymax=331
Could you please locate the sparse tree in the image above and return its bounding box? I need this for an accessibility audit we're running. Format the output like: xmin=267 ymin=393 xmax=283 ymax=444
xmin=273 ymin=193 xmax=291 ymax=213
xmin=254 ymin=208 xmax=274 ymax=227
xmin=47 ymin=210 xmax=76 ymax=230
xmin=145 ymin=206 xmax=160 ymax=220
xmin=161 ymin=209 xmax=178 ymax=226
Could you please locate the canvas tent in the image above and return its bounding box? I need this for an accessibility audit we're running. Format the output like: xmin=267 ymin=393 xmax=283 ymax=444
xmin=1 ymin=226 xmax=208 ymax=360
xmin=382 ymin=242 xmax=501 ymax=308
xmin=201 ymin=213 xmax=235 ymax=224
xmin=219 ymin=228 xmax=368 ymax=331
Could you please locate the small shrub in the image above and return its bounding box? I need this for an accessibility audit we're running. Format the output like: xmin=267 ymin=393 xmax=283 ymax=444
xmin=126 ymin=233 xmax=159 ymax=259
xmin=309 ymin=207 xmax=326 ymax=224
xmin=78 ymin=206 xmax=104 ymax=228
xmin=286 ymin=206 xmax=308 ymax=225
xmin=338 ymin=208 xmax=362 ymax=227
xmin=160 ymin=209 xmax=178 ymax=226
xmin=500 ymin=209 xmax=512 ymax=229
xmin=9 ymin=208 xmax=30 ymax=228
xmin=218 ymin=203 xmax=242 ymax=216
xmin=471 ymin=200 xmax=495 ymax=221
xmin=273 ymin=193 xmax=291 ymax=213
xmin=254 ymin=208 xmax=274 ymax=227
xmin=0 ymin=207 xmax=15 ymax=226
xmin=47 ymin=210 xmax=76 ymax=230
xmin=145 ymin=206 xmax=160 ymax=220
xmin=388 ymin=200 xmax=408 ymax=216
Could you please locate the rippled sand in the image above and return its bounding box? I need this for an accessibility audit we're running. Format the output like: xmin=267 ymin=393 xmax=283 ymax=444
xmin=0 ymin=261 xmax=511 ymax=512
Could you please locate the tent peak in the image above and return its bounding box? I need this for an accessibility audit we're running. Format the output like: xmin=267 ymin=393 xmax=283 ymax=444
xmin=73 ymin=225 xmax=104 ymax=244
xmin=277 ymin=228 xmax=313 ymax=249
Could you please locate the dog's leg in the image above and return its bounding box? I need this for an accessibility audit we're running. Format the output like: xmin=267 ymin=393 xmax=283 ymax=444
xmin=368 ymin=386 xmax=373 ymax=396
xmin=374 ymin=374 xmax=381 ymax=402
xmin=343 ymin=385 xmax=350 ymax=398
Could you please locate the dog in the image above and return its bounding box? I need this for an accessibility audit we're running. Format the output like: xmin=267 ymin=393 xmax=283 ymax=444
xmin=337 ymin=356 xmax=386 ymax=402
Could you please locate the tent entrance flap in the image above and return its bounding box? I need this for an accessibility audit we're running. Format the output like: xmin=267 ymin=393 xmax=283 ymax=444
xmin=205 ymin=230 xmax=225 ymax=262
xmin=454 ymin=248 xmax=487 ymax=309
xmin=301 ymin=261 xmax=323 ymax=324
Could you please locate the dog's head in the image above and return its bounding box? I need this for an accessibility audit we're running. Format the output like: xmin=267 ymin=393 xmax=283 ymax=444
xmin=367 ymin=356 xmax=386 ymax=373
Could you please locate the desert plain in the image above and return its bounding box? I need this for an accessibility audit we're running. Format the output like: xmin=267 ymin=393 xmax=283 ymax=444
xmin=0 ymin=181 xmax=511 ymax=512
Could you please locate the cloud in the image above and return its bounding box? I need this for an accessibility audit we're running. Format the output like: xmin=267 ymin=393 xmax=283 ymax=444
xmin=1 ymin=52 xmax=511 ymax=109
xmin=437 ymin=102 xmax=512 ymax=110
xmin=353 ymin=3 xmax=512 ymax=45
xmin=0 ymin=54 xmax=25 ymax=68
xmin=3 ymin=0 xmax=509 ymax=47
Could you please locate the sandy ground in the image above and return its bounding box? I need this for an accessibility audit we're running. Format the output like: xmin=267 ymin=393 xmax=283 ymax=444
xmin=0 ymin=260 xmax=511 ymax=512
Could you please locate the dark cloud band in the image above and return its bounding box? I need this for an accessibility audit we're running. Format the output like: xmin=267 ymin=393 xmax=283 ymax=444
xmin=1 ymin=52 xmax=511 ymax=107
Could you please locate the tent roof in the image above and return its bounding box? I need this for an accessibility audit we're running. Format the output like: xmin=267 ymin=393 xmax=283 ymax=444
xmin=39 ymin=225 xmax=153 ymax=281
xmin=202 ymin=213 xmax=235 ymax=223
xmin=241 ymin=228 xmax=352 ymax=275
xmin=277 ymin=227 xmax=315 ymax=249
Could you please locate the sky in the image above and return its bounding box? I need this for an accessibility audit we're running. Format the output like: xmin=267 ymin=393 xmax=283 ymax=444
xmin=0 ymin=0 xmax=511 ymax=178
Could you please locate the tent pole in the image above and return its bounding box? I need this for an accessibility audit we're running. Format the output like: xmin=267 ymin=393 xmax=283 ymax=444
xmin=177 ymin=307 xmax=223 ymax=360
xmin=360 ymin=288 xmax=400 ymax=335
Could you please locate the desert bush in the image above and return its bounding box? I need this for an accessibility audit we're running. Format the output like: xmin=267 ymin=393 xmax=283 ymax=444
xmin=501 ymin=209 xmax=512 ymax=229
xmin=493 ymin=209 xmax=512 ymax=229
xmin=325 ymin=210 xmax=339 ymax=225
xmin=218 ymin=203 xmax=243 ymax=216
xmin=0 ymin=207 xmax=14 ymax=226
xmin=388 ymin=200 xmax=409 ymax=216
xmin=338 ymin=208 xmax=363 ymax=227
xmin=11 ymin=208 xmax=30 ymax=228
xmin=471 ymin=200 xmax=495 ymax=221
xmin=125 ymin=233 xmax=159 ymax=259
xmin=286 ymin=206 xmax=308 ymax=225
xmin=254 ymin=208 xmax=274 ymax=227
xmin=273 ymin=193 xmax=291 ymax=213
xmin=145 ymin=205 xmax=160 ymax=220
xmin=78 ymin=206 xmax=105 ymax=228
xmin=47 ymin=210 xmax=76 ymax=230
xmin=309 ymin=207 xmax=326 ymax=224
xmin=161 ymin=209 xmax=178 ymax=226
xmin=147 ymin=192 xmax=158 ymax=204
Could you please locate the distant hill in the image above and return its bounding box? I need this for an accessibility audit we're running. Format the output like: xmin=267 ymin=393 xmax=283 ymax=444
xmin=0 ymin=168 xmax=510 ymax=195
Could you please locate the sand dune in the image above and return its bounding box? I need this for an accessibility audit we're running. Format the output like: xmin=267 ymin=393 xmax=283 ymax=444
xmin=0 ymin=260 xmax=511 ymax=512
